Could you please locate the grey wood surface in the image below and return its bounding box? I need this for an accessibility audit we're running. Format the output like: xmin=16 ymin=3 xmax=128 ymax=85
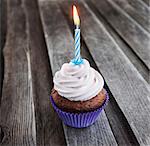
xmin=0 ymin=0 xmax=2 ymax=99
xmin=0 ymin=0 xmax=66 ymax=145
xmin=1 ymin=0 xmax=150 ymax=145
xmin=39 ymin=1 xmax=118 ymax=146
xmin=86 ymin=0 xmax=150 ymax=84
xmin=0 ymin=0 xmax=7 ymax=49
xmin=91 ymin=0 xmax=150 ymax=71
xmin=0 ymin=0 xmax=36 ymax=145
xmin=0 ymin=0 xmax=7 ymax=100
xmin=61 ymin=2 xmax=141 ymax=145
xmin=112 ymin=0 xmax=150 ymax=33
xmin=142 ymin=0 xmax=150 ymax=6
xmin=77 ymin=1 xmax=150 ymax=145
xmin=24 ymin=0 xmax=66 ymax=146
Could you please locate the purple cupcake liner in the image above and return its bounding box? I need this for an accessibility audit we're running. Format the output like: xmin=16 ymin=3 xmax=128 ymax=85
xmin=50 ymin=91 xmax=109 ymax=128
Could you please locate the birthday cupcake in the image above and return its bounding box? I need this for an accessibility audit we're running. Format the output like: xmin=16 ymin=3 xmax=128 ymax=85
xmin=50 ymin=59 xmax=109 ymax=128
xmin=50 ymin=5 xmax=108 ymax=128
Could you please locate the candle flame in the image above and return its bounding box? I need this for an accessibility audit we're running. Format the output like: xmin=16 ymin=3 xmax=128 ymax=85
xmin=73 ymin=5 xmax=80 ymax=26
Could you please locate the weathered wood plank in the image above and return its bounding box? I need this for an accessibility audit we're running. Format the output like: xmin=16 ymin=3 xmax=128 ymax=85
xmin=0 ymin=0 xmax=7 ymax=137
xmin=0 ymin=0 xmax=7 ymax=101
xmin=86 ymin=0 xmax=150 ymax=83
xmin=24 ymin=0 xmax=66 ymax=146
xmin=0 ymin=0 xmax=36 ymax=145
xmin=0 ymin=0 xmax=7 ymax=49
xmin=142 ymin=0 xmax=150 ymax=6
xmin=61 ymin=2 xmax=140 ymax=145
xmin=39 ymin=1 xmax=118 ymax=146
xmin=112 ymin=0 xmax=150 ymax=32
xmin=76 ymin=1 xmax=150 ymax=145
xmin=91 ymin=0 xmax=150 ymax=71
xmin=0 ymin=0 xmax=3 ymax=100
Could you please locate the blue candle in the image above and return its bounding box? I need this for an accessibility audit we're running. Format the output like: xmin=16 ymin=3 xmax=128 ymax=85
xmin=75 ymin=26 xmax=80 ymax=62
xmin=72 ymin=5 xmax=83 ymax=65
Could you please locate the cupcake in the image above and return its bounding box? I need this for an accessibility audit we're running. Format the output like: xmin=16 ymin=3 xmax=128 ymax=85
xmin=50 ymin=59 xmax=109 ymax=128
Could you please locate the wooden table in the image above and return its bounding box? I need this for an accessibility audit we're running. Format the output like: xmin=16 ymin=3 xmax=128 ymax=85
xmin=0 ymin=0 xmax=150 ymax=145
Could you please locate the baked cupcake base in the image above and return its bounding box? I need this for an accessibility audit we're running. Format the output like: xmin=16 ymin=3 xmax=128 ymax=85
xmin=50 ymin=90 xmax=109 ymax=128
xmin=51 ymin=88 xmax=107 ymax=113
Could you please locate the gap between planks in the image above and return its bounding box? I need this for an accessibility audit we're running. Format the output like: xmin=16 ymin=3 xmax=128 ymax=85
xmin=57 ymin=0 xmax=150 ymax=145
xmin=80 ymin=1 xmax=150 ymax=145
xmin=24 ymin=0 xmax=66 ymax=145
xmin=0 ymin=0 xmax=37 ymax=145
xmin=0 ymin=0 xmax=66 ymax=145
xmin=141 ymin=0 xmax=150 ymax=6
xmin=0 ymin=0 xmax=7 ymax=104
xmin=90 ymin=0 xmax=150 ymax=71
xmin=39 ymin=1 xmax=118 ymax=146
xmin=60 ymin=2 xmax=140 ymax=146
xmin=85 ymin=0 xmax=150 ymax=84
xmin=112 ymin=0 xmax=150 ymax=33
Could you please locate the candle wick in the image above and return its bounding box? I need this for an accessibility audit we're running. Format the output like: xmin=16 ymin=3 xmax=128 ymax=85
xmin=76 ymin=25 xmax=79 ymax=29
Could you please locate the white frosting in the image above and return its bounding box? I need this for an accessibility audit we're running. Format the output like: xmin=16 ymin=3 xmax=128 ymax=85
xmin=54 ymin=59 xmax=104 ymax=101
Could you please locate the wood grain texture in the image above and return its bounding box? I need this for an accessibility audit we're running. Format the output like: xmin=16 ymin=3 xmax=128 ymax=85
xmin=0 ymin=0 xmax=36 ymax=145
xmin=91 ymin=0 xmax=150 ymax=70
xmin=0 ymin=0 xmax=2 ymax=99
xmin=24 ymin=0 xmax=66 ymax=146
xmin=0 ymin=0 xmax=7 ymax=49
xmin=142 ymin=0 xmax=150 ymax=6
xmin=86 ymin=0 xmax=150 ymax=84
xmin=61 ymin=2 xmax=140 ymax=145
xmin=112 ymin=0 xmax=150 ymax=32
xmin=77 ymin=1 xmax=150 ymax=145
xmin=39 ymin=1 xmax=118 ymax=146
xmin=0 ymin=0 xmax=66 ymax=145
xmin=0 ymin=0 xmax=7 ymax=100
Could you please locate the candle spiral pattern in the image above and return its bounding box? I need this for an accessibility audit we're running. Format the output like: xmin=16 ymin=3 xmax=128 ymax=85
xmin=54 ymin=59 xmax=104 ymax=101
xmin=75 ymin=28 xmax=81 ymax=63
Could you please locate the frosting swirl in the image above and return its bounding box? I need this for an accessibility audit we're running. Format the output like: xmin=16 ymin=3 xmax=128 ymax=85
xmin=54 ymin=59 xmax=104 ymax=101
